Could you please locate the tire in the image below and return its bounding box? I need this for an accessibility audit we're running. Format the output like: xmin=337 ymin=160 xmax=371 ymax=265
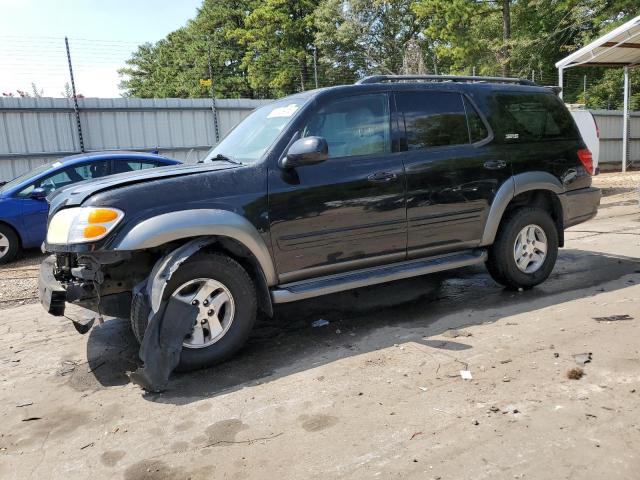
xmin=486 ymin=207 xmax=558 ymax=289
xmin=130 ymin=287 xmax=149 ymax=345
xmin=130 ymin=253 xmax=257 ymax=372
xmin=0 ymin=224 xmax=20 ymax=264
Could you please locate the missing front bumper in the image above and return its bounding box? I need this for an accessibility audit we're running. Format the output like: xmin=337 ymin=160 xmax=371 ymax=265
xmin=38 ymin=254 xmax=132 ymax=320
xmin=38 ymin=255 xmax=66 ymax=316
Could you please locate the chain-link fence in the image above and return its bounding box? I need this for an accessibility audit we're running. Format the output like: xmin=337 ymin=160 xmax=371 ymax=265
xmin=0 ymin=35 xmax=635 ymax=109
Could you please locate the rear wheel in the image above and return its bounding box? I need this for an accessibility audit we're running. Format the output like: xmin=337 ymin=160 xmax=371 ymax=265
xmin=130 ymin=253 xmax=257 ymax=371
xmin=0 ymin=225 xmax=20 ymax=264
xmin=486 ymin=207 xmax=558 ymax=289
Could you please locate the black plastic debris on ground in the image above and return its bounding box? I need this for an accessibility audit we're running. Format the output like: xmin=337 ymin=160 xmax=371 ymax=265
xmin=593 ymin=314 xmax=634 ymax=322
xmin=129 ymin=297 xmax=198 ymax=393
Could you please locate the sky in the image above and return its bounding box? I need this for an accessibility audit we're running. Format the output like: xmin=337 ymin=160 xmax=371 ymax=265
xmin=0 ymin=0 xmax=203 ymax=97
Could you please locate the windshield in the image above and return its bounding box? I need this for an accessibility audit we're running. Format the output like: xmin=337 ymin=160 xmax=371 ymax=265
xmin=0 ymin=162 xmax=57 ymax=194
xmin=203 ymin=98 xmax=307 ymax=164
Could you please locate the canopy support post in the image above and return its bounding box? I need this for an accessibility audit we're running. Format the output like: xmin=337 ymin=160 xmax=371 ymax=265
xmin=558 ymin=67 xmax=564 ymax=100
xmin=622 ymin=66 xmax=629 ymax=172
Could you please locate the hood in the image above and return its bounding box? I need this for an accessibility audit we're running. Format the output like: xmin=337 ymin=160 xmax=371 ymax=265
xmin=47 ymin=162 xmax=238 ymax=213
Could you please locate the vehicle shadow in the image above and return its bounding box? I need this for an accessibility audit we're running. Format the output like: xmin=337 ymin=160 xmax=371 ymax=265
xmin=84 ymin=248 xmax=640 ymax=404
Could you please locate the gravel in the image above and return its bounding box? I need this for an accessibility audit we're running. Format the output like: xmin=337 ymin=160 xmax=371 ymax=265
xmin=0 ymin=250 xmax=45 ymax=310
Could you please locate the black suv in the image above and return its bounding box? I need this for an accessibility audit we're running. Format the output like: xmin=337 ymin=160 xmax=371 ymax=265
xmin=39 ymin=75 xmax=600 ymax=390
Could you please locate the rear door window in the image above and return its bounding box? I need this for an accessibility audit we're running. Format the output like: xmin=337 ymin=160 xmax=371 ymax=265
xmin=463 ymin=97 xmax=489 ymax=143
xmin=395 ymin=91 xmax=470 ymax=149
xmin=492 ymin=92 xmax=578 ymax=142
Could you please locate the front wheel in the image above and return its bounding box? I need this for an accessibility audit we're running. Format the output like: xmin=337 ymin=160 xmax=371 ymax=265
xmin=0 ymin=224 xmax=20 ymax=264
xmin=486 ymin=207 xmax=559 ymax=289
xmin=131 ymin=253 xmax=257 ymax=371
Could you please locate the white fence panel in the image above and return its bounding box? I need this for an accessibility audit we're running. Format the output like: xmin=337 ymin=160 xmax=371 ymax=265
xmin=0 ymin=97 xmax=271 ymax=181
xmin=591 ymin=110 xmax=640 ymax=170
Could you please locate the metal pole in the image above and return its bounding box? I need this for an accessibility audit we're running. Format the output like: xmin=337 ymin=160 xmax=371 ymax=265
xmin=206 ymin=36 xmax=220 ymax=144
xmin=583 ymin=75 xmax=587 ymax=104
xmin=313 ymin=46 xmax=319 ymax=89
xmin=65 ymin=36 xmax=85 ymax=153
xmin=558 ymin=67 xmax=563 ymax=100
xmin=472 ymin=66 xmax=476 ymax=77
xmin=622 ymin=66 xmax=629 ymax=173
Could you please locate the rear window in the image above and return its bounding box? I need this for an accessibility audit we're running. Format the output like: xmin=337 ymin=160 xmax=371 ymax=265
xmin=491 ymin=92 xmax=578 ymax=143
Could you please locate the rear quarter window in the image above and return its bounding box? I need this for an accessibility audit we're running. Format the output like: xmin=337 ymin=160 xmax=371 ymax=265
xmin=490 ymin=92 xmax=578 ymax=143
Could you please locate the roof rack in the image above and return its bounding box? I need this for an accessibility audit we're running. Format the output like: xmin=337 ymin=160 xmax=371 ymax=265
xmin=355 ymin=75 xmax=537 ymax=86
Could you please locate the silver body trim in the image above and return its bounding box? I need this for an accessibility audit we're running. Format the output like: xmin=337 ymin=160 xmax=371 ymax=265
xmin=480 ymin=172 xmax=565 ymax=246
xmin=271 ymin=249 xmax=487 ymax=303
xmin=114 ymin=209 xmax=278 ymax=286
xmin=278 ymin=251 xmax=406 ymax=284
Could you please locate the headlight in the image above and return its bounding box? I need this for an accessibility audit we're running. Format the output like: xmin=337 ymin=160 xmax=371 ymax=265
xmin=47 ymin=207 xmax=124 ymax=244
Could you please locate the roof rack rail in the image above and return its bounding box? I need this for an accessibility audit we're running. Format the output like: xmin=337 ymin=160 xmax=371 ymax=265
xmin=544 ymin=85 xmax=562 ymax=96
xmin=355 ymin=75 xmax=537 ymax=86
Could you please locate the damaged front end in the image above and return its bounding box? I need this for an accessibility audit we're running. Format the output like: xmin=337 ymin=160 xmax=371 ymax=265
xmin=39 ymin=250 xmax=153 ymax=326
xmin=129 ymin=237 xmax=216 ymax=392
xmin=39 ymin=237 xmax=218 ymax=393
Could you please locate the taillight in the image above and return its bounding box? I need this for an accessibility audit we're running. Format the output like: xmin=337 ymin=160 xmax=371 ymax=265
xmin=577 ymin=149 xmax=593 ymax=175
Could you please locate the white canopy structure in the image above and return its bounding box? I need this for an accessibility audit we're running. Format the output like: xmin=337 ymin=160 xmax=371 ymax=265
xmin=556 ymin=14 xmax=640 ymax=171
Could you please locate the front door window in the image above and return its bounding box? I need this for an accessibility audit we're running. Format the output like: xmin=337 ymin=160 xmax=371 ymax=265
xmin=18 ymin=160 xmax=110 ymax=197
xmin=302 ymin=94 xmax=390 ymax=158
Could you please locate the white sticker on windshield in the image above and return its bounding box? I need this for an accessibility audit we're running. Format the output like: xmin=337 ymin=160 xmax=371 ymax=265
xmin=51 ymin=161 xmax=62 ymax=167
xmin=267 ymin=104 xmax=299 ymax=118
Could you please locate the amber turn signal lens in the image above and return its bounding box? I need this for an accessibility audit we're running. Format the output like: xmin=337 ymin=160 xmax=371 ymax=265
xmin=83 ymin=225 xmax=108 ymax=238
xmin=88 ymin=208 xmax=119 ymax=224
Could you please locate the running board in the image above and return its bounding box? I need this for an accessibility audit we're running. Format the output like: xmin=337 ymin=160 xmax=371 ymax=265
xmin=271 ymin=249 xmax=487 ymax=304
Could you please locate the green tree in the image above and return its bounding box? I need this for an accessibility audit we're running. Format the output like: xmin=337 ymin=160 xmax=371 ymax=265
xmin=118 ymin=0 xmax=638 ymax=105
xmin=314 ymin=0 xmax=424 ymax=82
xmin=234 ymin=0 xmax=318 ymax=97
xmin=412 ymin=0 xmax=634 ymax=81
xmin=119 ymin=0 xmax=251 ymax=98
xmin=581 ymin=68 xmax=640 ymax=110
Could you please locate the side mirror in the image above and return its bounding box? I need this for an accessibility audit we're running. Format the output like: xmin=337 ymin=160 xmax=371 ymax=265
xmin=280 ymin=136 xmax=328 ymax=169
xmin=30 ymin=187 xmax=47 ymax=200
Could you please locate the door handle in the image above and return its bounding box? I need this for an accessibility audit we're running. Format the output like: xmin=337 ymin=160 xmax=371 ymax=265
xmin=367 ymin=171 xmax=397 ymax=183
xmin=483 ymin=160 xmax=507 ymax=170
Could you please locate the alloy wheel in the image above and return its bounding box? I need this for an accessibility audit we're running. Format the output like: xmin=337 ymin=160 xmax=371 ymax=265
xmin=513 ymin=224 xmax=548 ymax=274
xmin=171 ymin=277 xmax=236 ymax=349
xmin=0 ymin=233 xmax=9 ymax=259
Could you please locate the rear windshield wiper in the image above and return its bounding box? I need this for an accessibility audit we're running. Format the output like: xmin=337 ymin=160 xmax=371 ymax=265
xmin=212 ymin=153 xmax=243 ymax=165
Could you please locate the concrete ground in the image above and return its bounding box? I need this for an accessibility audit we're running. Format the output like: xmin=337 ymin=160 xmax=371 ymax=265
xmin=1 ymin=174 xmax=639 ymax=480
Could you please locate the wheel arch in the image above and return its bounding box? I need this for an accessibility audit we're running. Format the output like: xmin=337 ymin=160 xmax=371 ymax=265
xmin=112 ymin=209 xmax=277 ymax=287
xmin=202 ymin=236 xmax=274 ymax=317
xmin=116 ymin=210 xmax=276 ymax=318
xmin=481 ymin=172 xmax=565 ymax=247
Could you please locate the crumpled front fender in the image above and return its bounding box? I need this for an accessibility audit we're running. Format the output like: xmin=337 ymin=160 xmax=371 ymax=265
xmin=145 ymin=237 xmax=217 ymax=315
xmin=130 ymin=237 xmax=216 ymax=392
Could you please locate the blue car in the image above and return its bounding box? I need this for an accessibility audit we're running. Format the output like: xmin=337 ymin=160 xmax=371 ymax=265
xmin=0 ymin=151 xmax=181 ymax=263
